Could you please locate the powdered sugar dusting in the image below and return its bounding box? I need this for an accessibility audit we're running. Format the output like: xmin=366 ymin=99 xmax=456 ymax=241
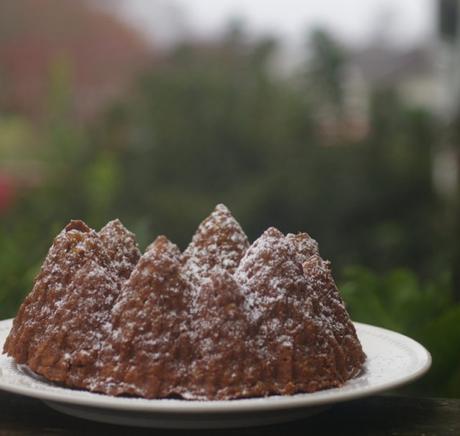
xmin=302 ymin=254 xmax=366 ymax=378
xmin=286 ymin=232 xmax=319 ymax=264
xmin=236 ymin=227 xmax=309 ymax=324
xmin=183 ymin=204 xmax=249 ymax=284
xmin=99 ymin=219 xmax=140 ymax=280
xmin=107 ymin=235 xmax=192 ymax=398
xmin=3 ymin=205 xmax=365 ymax=400
xmin=3 ymin=220 xmax=124 ymax=391
xmin=235 ymin=225 xmax=365 ymax=386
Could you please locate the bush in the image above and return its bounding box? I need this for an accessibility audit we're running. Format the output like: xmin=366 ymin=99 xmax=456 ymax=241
xmin=341 ymin=267 xmax=460 ymax=397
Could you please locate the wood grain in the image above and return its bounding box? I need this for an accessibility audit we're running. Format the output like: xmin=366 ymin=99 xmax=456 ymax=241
xmin=0 ymin=390 xmax=459 ymax=435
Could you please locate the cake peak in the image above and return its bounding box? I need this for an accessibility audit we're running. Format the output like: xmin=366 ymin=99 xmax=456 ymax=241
xmin=260 ymin=226 xmax=284 ymax=239
xmin=146 ymin=235 xmax=179 ymax=254
xmin=286 ymin=232 xmax=319 ymax=264
xmin=100 ymin=218 xmax=124 ymax=231
xmin=183 ymin=204 xmax=249 ymax=277
xmin=214 ymin=203 xmax=231 ymax=213
xmin=3 ymin=219 xmax=120 ymax=383
xmin=65 ymin=220 xmax=91 ymax=233
xmin=99 ymin=218 xmax=140 ymax=280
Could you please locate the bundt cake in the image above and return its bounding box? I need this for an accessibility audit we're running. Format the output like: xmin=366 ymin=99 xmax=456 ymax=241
xmin=3 ymin=204 xmax=365 ymax=400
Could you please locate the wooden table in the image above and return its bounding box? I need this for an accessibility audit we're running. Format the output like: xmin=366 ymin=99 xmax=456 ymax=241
xmin=0 ymin=390 xmax=458 ymax=435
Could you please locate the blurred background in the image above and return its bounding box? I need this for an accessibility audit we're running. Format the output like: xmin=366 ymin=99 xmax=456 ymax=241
xmin=0 ymin=0 xmax=459 ymax=397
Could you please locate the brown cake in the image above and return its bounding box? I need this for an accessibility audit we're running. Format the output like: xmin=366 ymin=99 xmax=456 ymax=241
xmin=3 ymin=219 xmax=139 ymax=390
xmin=3 ymin=204 xmax=365 ymax=400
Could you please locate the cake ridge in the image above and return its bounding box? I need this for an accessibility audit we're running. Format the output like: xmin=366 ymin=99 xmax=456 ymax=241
xmin=3 ymin=220 xmax=122 ymax=388
xmin=99 ymin=219 xmax=140 ymax=280
xmin=183 ymin=204 xmax=249 ymax=278
xmin=106 ymin=234 xmax=191 ymax=398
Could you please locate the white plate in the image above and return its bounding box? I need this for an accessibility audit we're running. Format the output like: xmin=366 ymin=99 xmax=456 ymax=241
xmin=0 ymin=318 xmax=431 ymax=429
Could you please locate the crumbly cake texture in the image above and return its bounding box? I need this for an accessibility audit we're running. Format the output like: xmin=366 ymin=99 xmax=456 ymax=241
xmin=99 ymin=219 xmax=141 ymax=280
xmin=3 ymin=204 xmax=365 ymax=400
xmin=3 ymin=221 xmax=126 ymax=387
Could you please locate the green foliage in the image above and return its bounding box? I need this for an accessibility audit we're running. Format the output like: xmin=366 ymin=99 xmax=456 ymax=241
xmin=84 ymin=151 xmax=120 ymax=228
xmin=0 ymin=221 xmax=44 ymax=320
xmin=341 ymin=267 xmax=460 ymax=396
xmin=308 ymin=28 xmax=347 ymax=109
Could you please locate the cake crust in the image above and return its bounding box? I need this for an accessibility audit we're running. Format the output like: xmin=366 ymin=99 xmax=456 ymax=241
xmin=3 ymin=205 xmax=365 ymax=400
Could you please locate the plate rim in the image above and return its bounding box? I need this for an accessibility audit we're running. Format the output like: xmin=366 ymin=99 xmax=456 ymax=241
xmin=0 ymin=318 xmax=431 ymax=414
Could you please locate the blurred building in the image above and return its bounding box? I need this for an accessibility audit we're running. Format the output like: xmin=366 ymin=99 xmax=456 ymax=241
xmin=314 ymin=41 xmax=438 ymax=143
xmin=349 ymin=44 xmax=437 ymax=110
xmin=0 ymin=0 xmax=152 ymax=121
xmin=339 ymin=2 xmax=459 ymax=198
xmin=433 ymin=0 xmax=460 ymax=198
xmin=0 ymin=0 xmax=154 ymax=211
xmin=438 ymin=0 xmax=460 ymax=119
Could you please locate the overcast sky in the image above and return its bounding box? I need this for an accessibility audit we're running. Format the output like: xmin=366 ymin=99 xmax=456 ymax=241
xmin=112 ymin=0 xmax=435 ymax=48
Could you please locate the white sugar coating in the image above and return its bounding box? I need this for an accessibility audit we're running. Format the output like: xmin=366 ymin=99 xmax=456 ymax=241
xmin=302 ymin=254 xmax=357 ymax=338
xmin=112 ymin=235 xmax=184 ymax=318
xmin=31 ymin=225 xmax=113 ymax=305
xmin=105 ymin=235 xmax=196 ymax=398
xmin=99 ymin=219 xmax=140 ymax=280
xmin=183 ymin=204 xmax=249 ymax=280
xmin=233 ymin=225 xmax=361 ymax=376
xmin=42 ymin=227 xmax=98 ymax=274
xmin=2 ymin=219 xmax=128 ymax=394
xmin=235 ymin=227 xmax=312 ymax=326
xmin=286 ymin=232 xmax=319 ymax=264
xmin=4 ymin=206 xmax=365 ymax=399
xmin=235 ymin=228 xmax=311 ymax=364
